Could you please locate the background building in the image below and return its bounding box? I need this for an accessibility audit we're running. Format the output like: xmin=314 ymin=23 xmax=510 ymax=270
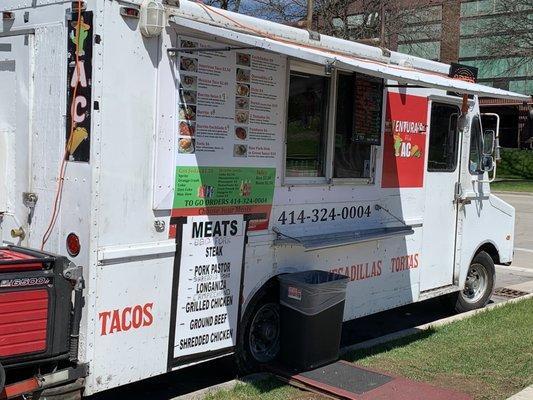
xmin=328 ymin=0 xmax=533 ymax=148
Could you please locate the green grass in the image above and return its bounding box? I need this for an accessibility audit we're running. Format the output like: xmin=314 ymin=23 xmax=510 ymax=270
xmin=491 ymin=180 xmax=533 ymax=193
xmin=207 ymin=298 xmax=533 ymax=400
xmin=347 ymin=298 xmax=533 ymax=400
xmin=204 ymin=378 xmax=303 ymax=400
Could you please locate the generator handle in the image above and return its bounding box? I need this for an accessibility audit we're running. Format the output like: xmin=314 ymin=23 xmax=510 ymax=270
xmin=63 ymin=263 xmax=84 ymax=362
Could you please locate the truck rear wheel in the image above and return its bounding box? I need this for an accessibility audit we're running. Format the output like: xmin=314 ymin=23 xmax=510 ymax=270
xmin=0 ymin=362 xmax=5 ymax=393
xmin=236 ymin=285 xmax=280 ymax=374
xmin=454 ymin=251 xmax=495 ymax=313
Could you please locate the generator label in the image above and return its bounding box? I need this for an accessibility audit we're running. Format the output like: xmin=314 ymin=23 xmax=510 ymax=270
xmin=381 ymin=93 xmax=428 ymax=188
xmin=173 ymin=215 xmax=245 ymax=358
xmin=66 ymin=11 xmax=93 ymax=162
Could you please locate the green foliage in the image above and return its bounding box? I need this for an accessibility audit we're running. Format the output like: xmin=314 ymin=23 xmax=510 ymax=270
xmin=498 ymin=148 xmax=533 ymax=179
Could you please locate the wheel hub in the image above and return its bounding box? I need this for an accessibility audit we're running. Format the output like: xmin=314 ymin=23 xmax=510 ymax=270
xmin=462 ymin=263 xmax=488 ymax=303
xmin=249 ymin=303 xmax=280 ymax=363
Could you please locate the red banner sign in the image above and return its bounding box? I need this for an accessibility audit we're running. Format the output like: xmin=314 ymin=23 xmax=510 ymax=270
xmin=381 ymin=93 xmax=428 ymax=188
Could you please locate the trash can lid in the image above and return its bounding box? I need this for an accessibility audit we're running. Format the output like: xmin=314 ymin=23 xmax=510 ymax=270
xmin=278 ymin=270 xmax=348 ymax=285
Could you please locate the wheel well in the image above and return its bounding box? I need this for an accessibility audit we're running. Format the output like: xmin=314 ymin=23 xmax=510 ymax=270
xmin=244 ymin=276 xmax=280 ymax=315
xmin=257 ymin=276 xmax=280 ymax=301
xmin=476 ymin=242 xmax=500 ymax=265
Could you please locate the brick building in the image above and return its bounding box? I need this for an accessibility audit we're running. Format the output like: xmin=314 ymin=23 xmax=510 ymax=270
xmin=329 ymin=0 xmax=533 ymax=148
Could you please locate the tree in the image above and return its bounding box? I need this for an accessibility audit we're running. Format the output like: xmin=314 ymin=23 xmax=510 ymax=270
xmin=465 ymin=0 xmax=533 ymax=77
xmin=245 ymin=0 xmax=439 ymax=49
xmin=203 ymin=0 xmax=243 ymax=12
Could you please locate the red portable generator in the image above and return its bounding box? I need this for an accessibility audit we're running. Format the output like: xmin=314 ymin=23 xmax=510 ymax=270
xmin=0 ymin=246 xmax=83 ymax=377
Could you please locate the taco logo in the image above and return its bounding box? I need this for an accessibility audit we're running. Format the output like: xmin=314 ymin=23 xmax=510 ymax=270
xmin=66 ymin=11 xmax=93 ymax=162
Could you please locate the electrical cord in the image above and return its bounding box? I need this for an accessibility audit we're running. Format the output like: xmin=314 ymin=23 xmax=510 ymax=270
xmin=41 ymin=0 xmax=83 ymax=250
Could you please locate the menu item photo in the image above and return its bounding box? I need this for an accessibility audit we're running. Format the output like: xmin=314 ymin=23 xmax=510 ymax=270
xmin=181 ymin=75 xmax=197 ymax=90
xmin=180 ymin=90 xmax=197 ymax=105
xmin=236 ymin=52 xmax=251 ymax=67
xmin=235 ymin=110 xmax=249 ymax=124
xmin=236 ymin=68 xmax=250 ymax=83
xmin=179 ymin=121 xmax=195 ymax=137
xmin=180 ymin=57 xmax=198 ymax=72
xmin=179 ymin=105 xmax=196 ymax=121
xmin=180 ymin=40 xmax=198 ymax=52
xmin=235 ymin=97 xmax=249 ymax=110
xmin=235 ymin=126 xmax=247 ymax=140
xmin=236 ymin=83 xmax=250 ymax=97
xmin=233 ymin=144 xmax=247 ymax=157
xmin=178 ymin=138 xmax=195 ymax=154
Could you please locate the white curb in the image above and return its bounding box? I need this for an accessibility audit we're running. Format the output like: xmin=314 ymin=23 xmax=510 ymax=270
xmin=506 ymin=385 xmax=533 ymax=400
xmin=171 ymin=373 xmax=271 ymax=400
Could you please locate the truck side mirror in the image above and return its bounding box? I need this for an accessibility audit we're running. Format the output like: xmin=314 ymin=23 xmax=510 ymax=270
xmin=483 ymin=130 xmax=495 ymax=155
xmin=481 ymin=155 xmax=494 ymax=172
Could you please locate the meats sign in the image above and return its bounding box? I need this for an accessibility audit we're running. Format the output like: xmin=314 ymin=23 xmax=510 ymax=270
xmin=172 ymin=215 xmax=245 ymax=359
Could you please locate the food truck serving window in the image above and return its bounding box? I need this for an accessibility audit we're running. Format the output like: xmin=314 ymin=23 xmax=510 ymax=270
xmin=334 ymin=73 xmax=383 ymax=179
xmin=284 ymin=64 xmax=383 ymax=184
xmin=286 ymin=71 xmax=330 ymax=178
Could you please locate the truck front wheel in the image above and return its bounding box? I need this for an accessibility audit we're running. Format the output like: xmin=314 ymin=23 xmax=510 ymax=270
xmin=455 ymin=251 xmax=495 ymax=313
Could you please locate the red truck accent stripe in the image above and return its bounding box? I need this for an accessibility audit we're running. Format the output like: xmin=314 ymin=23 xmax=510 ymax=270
xmin=0 ymin=289 xmax=48 ymax=357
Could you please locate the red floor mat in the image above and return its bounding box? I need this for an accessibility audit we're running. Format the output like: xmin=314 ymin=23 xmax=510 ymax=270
xmin=271 ymin=361 xmax=472 ymax=400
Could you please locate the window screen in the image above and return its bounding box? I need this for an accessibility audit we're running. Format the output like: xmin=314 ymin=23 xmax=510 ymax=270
xmin=427 ymin=103 xmax=460 ymax=172
xmin=285 ymin=72 xmax=329 ymax=178
xmin=333 ymin=73 xmax=383 ymax=179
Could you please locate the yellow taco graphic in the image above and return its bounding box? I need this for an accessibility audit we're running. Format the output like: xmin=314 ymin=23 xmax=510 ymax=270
xmin=68 ymin=127 xmax=89 ymax=155
xmin=410 ymin=144 xmax=421 ymax=158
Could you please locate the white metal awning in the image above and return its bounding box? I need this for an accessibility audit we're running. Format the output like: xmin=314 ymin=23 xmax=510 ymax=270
xmin=170 ymin=16 xmax=530 ymax=102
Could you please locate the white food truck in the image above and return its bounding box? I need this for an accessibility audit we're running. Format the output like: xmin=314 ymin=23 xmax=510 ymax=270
xmin=0 ymin=0 xmax=530 ymax=398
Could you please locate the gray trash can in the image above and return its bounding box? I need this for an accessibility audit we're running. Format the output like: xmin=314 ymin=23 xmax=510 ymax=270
xmin=278 ymin=270 xmax=349 ymax=371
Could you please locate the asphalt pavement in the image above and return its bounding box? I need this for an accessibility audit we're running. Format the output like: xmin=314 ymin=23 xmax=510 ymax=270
xmin=493 ymin=192 xmax=533 ymax=294
xmin=495 ymin=192 xmax=533 ymax=271
xmin=89 ymin=191 xmax=533 ymax=400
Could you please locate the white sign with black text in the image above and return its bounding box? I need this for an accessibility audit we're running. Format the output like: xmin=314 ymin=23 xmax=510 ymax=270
xmin=174 ymin=215 xmax=245 ymax=358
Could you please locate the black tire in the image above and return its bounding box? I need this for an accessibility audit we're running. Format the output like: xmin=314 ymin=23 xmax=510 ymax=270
xmin=453 ymin=251 xmax=495 ymax=313
xmin=236 ymin=284 xmax=280 ymax=375
xmin=0 ymin=362 xmax=5 ymax=394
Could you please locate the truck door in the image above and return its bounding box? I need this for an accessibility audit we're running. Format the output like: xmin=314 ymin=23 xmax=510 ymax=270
xmin=420 ymin=102 xmax=461 ymax=291
xmin=0 ymin=33 xmax=33 ymax=245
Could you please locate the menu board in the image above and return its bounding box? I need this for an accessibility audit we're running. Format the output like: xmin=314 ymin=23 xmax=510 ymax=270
xmin=352 ymin=75 xmax=383 ymax=145
xmin=174 ymin=36 xmax=286 ymax=229
xmin=176 ymin=35 xmax=285 ymax=166
xmin=173 ymin=215 xmax=245 ymax=358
